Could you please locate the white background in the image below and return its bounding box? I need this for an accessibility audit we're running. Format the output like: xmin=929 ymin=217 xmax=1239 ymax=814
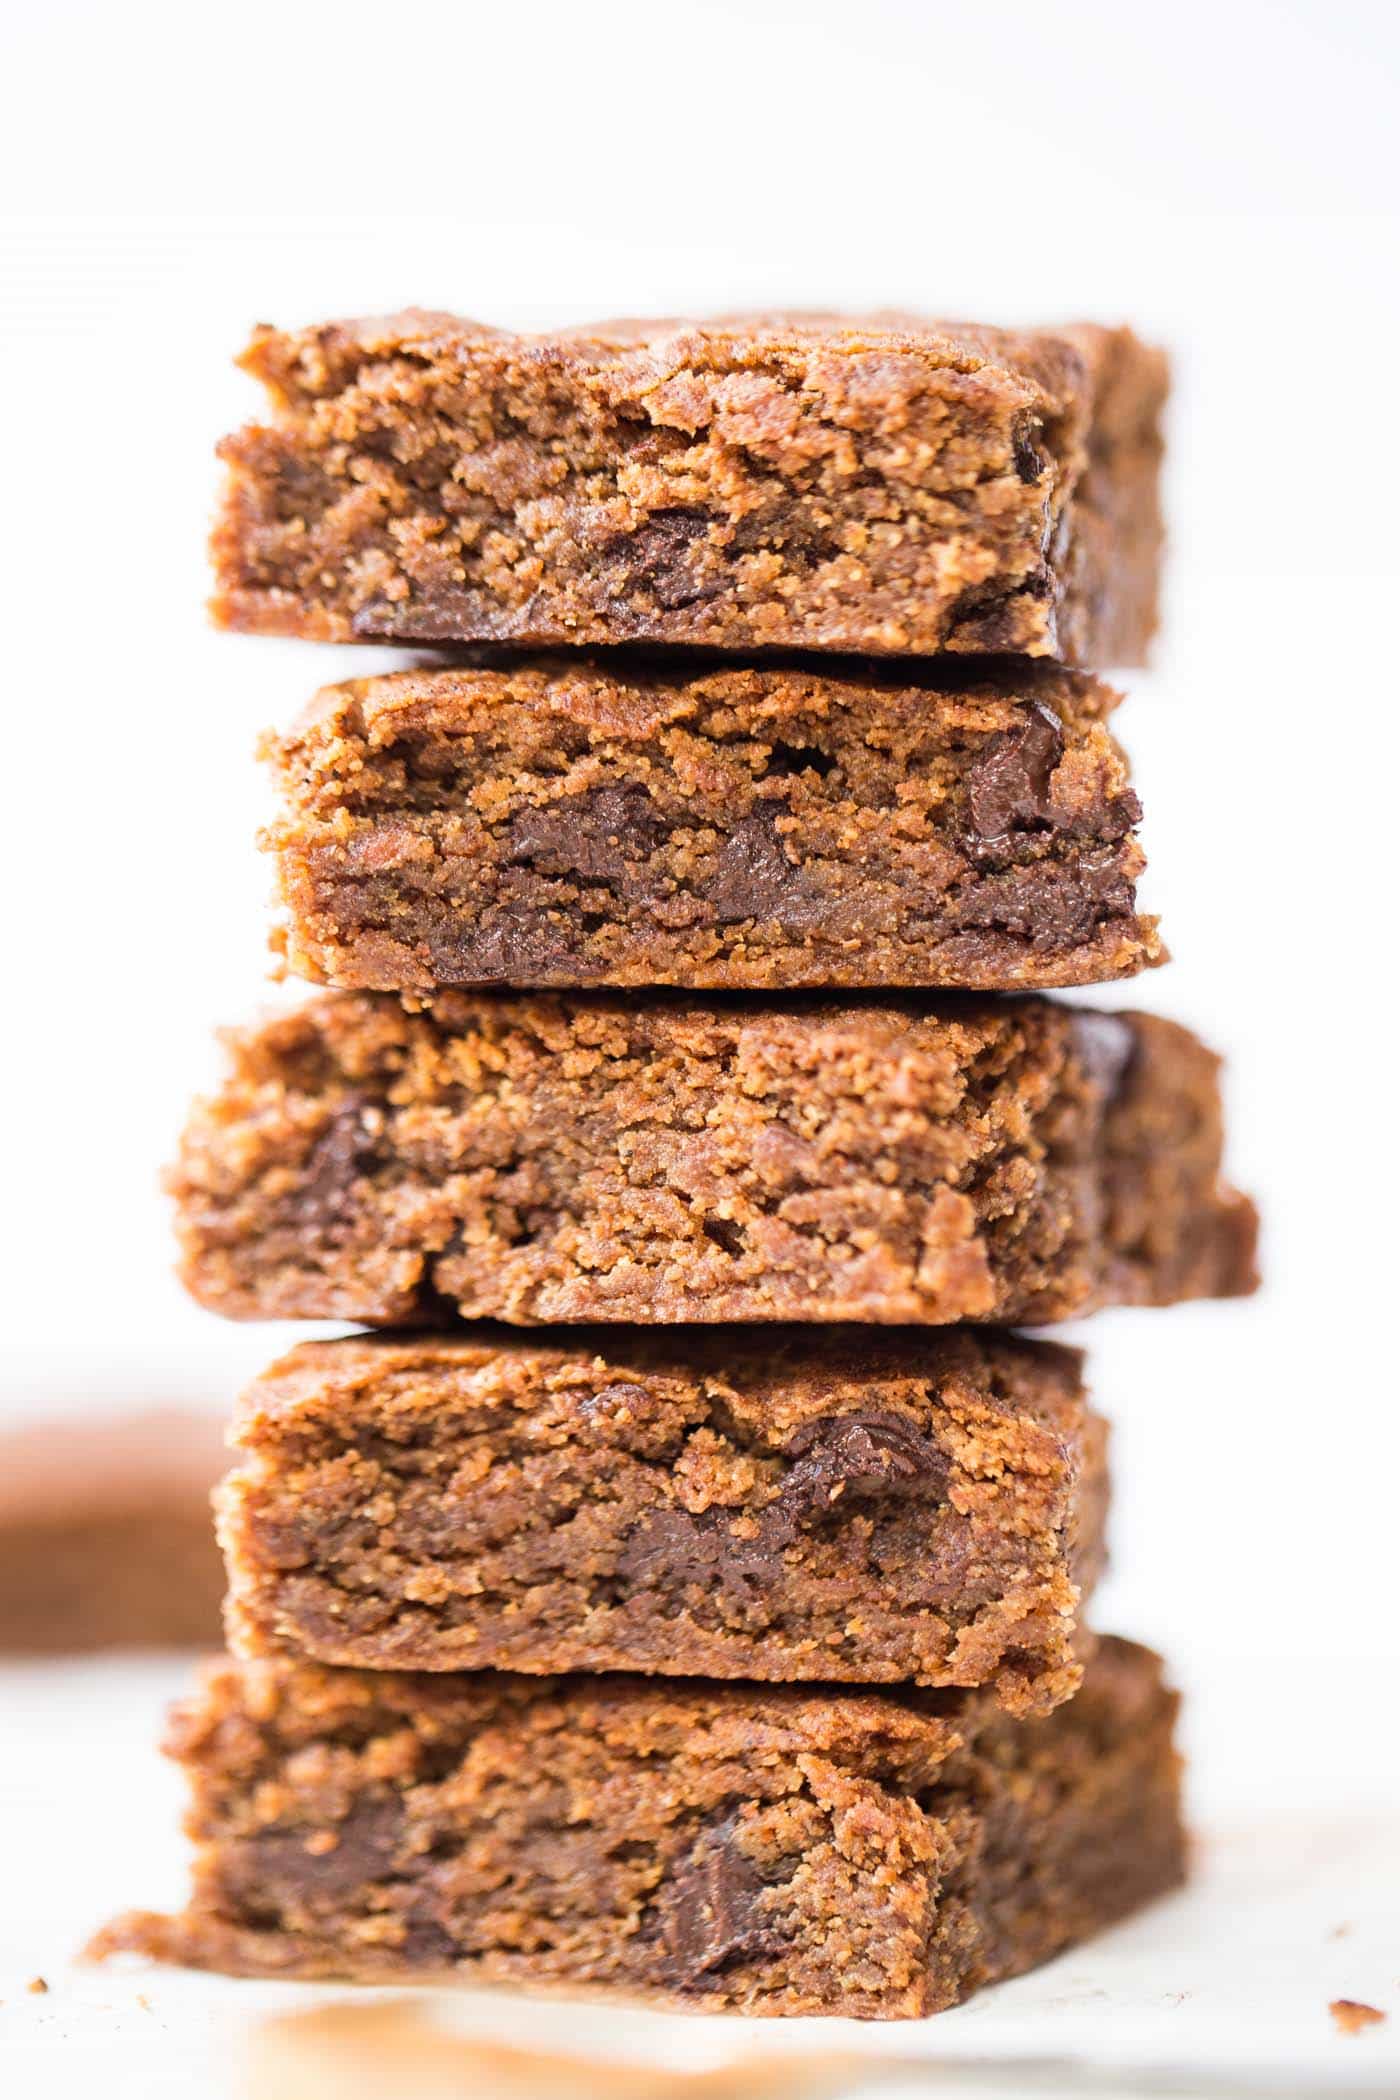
xmin=1 ymin=3 xmax=1398 ymax=2077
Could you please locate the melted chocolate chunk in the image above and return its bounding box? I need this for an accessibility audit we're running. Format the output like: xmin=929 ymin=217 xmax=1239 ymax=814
xmin=705 ymin=808 xmax=823 ymax=931
xmin=956 ymin=844 xmax=1134 ymax=948
xmin=944 ymin=570 xmax=1052 ymax=651
xmin=223 ymin=1798 xmax=406 ymax=1906
xmin=426 ymin=906 xmax=575 ymax=985
xmin=244 ymin=1507 xmax=317 ymax=1572
xmin=780 ymin=1409 xmax=950 ymax=1522
xmin=295 ymin=1094 xmax=383 ymax=1236
xmin=659 ymin=1814 xmax=778 ymax=1983
xmin=350 ymin=589 xmax=480 ymax=642
xmin=604 ymin=507 xmax=720 ymax=611
xmin=619 ymin=1408 xmax=948 ymax=1614
xmin=617 ymin=1505 xmax=778 ymax=1612
xmin=506 ymin=786 xmax=664 ymax=886
xmin=964 ymin=701 xmax=1066 ymax=844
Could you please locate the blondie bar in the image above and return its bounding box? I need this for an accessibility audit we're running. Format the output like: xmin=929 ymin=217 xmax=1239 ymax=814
xmin=265 ymin=657 xmax=1158 ymax=993
xmin=171 ymin=993 xmax=1256 ymax=1327
xmin=93 ymin=1637 xmax=1183 ymax=2017
xmin=220 ymin=1327 xmax=1107 ymax=1712
xmin=0 ymin=1412 xmax=226 ymax=1653
xmin=213 ymin=312 xmax=1165 ymax=665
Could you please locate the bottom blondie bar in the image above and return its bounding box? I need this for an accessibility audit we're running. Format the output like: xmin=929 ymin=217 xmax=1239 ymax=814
xmin=95 ymin=1636 xmax=1182 ymax=2018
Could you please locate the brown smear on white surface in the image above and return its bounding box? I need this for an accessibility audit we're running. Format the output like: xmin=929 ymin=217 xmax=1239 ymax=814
xmin=245 ymin=2001 xmax=856 ymax=2100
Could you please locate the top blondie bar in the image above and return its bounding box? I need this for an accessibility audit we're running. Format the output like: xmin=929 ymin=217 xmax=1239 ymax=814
xmin=212 ymin=312 xmax=1166 ymax=665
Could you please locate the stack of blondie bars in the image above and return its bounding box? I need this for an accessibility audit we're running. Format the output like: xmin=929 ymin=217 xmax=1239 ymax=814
xmin=104 ymin=312 xmax=1257 ymax=2018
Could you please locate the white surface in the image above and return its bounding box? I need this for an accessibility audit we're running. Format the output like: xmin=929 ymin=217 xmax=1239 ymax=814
xmin=0 ymin=0 xmax=1397 ymax=1675
xmin=2 ymin=1 xmax=1398 ymax=2090
xmin=1 ymin=1655 xmax=1397 ymax=2098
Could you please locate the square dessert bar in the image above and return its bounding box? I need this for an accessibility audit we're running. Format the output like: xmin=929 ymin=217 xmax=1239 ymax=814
xmin=220 ymin=1327 xmax=1107 ymax=1713
xmin=93 ymin=1637 xmax=1183 ymax=2018
xmin=0 ymin=1412 xmax=225 ymax=1654
xmin=171 ymin=992 xmax=1256 ymax=1327
xmin=265 ymin=657 xmax=1159 ymax=994
xmin=212 ymin=311 xmax=1165 ymax=666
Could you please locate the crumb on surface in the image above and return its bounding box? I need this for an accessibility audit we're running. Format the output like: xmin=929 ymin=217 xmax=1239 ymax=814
xmin=26 ymin=1975 xmax=48 ymax=1994
xmin=1330 ymin=1999 xmax=1385 ymax=2035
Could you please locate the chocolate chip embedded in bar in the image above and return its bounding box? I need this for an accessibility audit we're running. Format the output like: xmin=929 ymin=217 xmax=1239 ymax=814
xmin=262 ymin=658 xmax=1161 ymax=994
xmin=169 ymin=991 xmax=1258 ymax=1328
xmin=659 ymin=1812 xmax=780 ymax=1980
xmin=213 ymin=311 xmax=1165 ymax=667
xmin=91 ymin=1637 xmax=1185 ymax=2017
xmin=218 ymin=1326 xmax=1107 ymax=1712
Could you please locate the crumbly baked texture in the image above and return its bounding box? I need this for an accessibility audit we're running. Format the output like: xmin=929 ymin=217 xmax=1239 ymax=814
xmin=170 ymin=992 xmax=1257 ymax=1328
xmin=219 ymin=1328 xmax=1107 ymax=1712
xmin=264 ymin=657 xmax=1159 ymax=994
xmin=91 ymin=1636 xmax=1183 ymax=2018
xmin=212 ymin=311 xmax=1165 ymax=667
xmin=0 ymin=1412 xmax=226 ymax=1654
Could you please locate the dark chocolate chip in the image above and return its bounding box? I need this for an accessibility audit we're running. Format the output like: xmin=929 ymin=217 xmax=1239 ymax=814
xmin=779 ymin=1409 xmax=950 ymax=1524
xmin=954 ymin=843 xmax=1135 ymax=948
xmin=659 ymin=1814 xmax=779 ymax=1984
xmin=704 ymin=807 xmax=829 ymax=933
xmin=426 ymin=906 xmax=576 ymax=986
xmin=604 ymin=507 xmax=721 ymax=611
xmin=506 ymin=785 xmax=665 ymax=886
xmin=295 ymin=1093 xmax=383 ymax=1236
xmin=225 ymin=1798 xmax=406 ymax=1906
xmin=1012 ymin=413 xmax=1049 ymax=485
xmin=964 ymin=700 xmax=1066 ymax=845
